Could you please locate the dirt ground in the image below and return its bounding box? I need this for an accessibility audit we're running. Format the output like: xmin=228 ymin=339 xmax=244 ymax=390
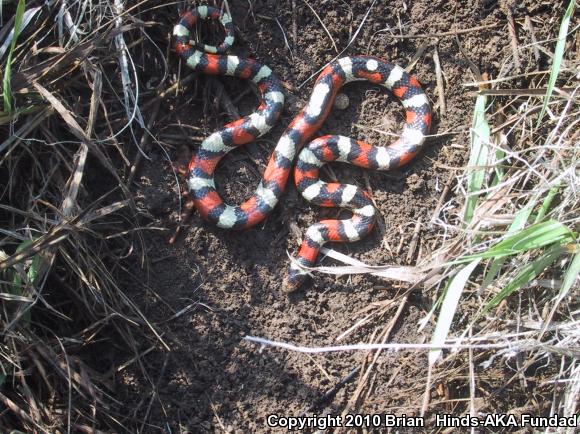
xmin=114 ymin=0 xmax=564 ymax=431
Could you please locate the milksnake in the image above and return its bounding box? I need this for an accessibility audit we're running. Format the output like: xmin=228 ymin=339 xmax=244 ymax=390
xmin=173 ymin=6 xmax=431 ymax=291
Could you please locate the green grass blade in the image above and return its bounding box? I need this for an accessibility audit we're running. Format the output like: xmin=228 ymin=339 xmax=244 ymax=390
xmin=483 ymin=245 xmax=568 ymax=313
xmin=480 ymin=184 xmax=555 ymax=285
xmin=559 ymin=251 xmax=580 ymax=300
xmin=486 ymin=220 xmax=573 ymax=254
xmin=455 ymin=220 xmax=575 ymax=264
xmin=535 ymin=0 xmax=575 ymax=128
xmin=543 ymin=250 xmax=580 ymax=327
xmin=510 ymin=201 xmax=537 ymax=232
xmin=429 ymin=259 xmax=481 ymax=365
xmin=2 ymin=0 xmax=26 ymax=114
xmin=479 ymin=201 xmax=536 ymax=290
xmin=464 ymin=94 xmax=491 ymax=224
xmin=534 ymin=181 xmax=561 ymax=224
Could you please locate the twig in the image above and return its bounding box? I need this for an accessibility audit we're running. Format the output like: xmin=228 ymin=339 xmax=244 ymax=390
xmin=468 ymin=328 xmax=477 ymax=421
xmin=168 ymin=193 xmax=195 ymax=245
xmin=406 ymin=218 xmax=422 ymax=263
xmin=61 ymin=66 xmax=101 ymax=216
xmin=209 ymin=398 xmax=228 ymax=432
xmin=478 ymin=88 xmax=576 ymax=97
xmin=244 ymin=335 xmax=525 ymax=352
xmin=405 ymin=41 xmax=429 ymax=73
xmin=116 ymin=346 xmax=156 ymax=373
xmin=0 ymin=392 xmax=47 ymax=432
xmin=298 ymin=367 xmax=360 ymax=416
xmin=127 ymin=98 xmax=161 ymax=187
xmin=506 ymin=7 xmax=521 ymax=69
xmin=141 ymin=74 xmax=196 ymax=112
xmin=301 ymin=0 xmax=338 ymax=53
xmin=348 ymin=294 xmax=410 ymax=412
xmin=311 ymin=246 xmax=438 ymax=285
xmin=382 ymin=23 xmax=501 ymax=39
xmin=297 ymin=0 xmax=378 ymax=89
xmin=113 ymin=0 xmax=145 ymax=138
xmin=524 ymin=16 xmax=541 ymax=63
xmin=461 ymin=68 xmax=567 ymax=87
xmin=433 ymin=45 xmax=446 ymax=114
xmin=275 ymin=17 xmax=294 ymax=59
xmin=420 ymin=364 xmax=432 ymax=417
xmin=395 ymin=224 xmax=406 ymax=255
xmin=431 ymin=176 xmax=453 ymax=222
xmin=292 ymin=0 xmax=298 ymax=48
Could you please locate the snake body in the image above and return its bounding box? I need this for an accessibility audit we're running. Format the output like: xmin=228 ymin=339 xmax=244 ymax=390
xmin=173 ymin=6 xmax=285 ymax=228
xmin=173 ymin=7 xmax=431 ymax=291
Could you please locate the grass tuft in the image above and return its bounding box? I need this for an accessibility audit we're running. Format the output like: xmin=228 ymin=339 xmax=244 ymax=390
xmin=535 ymin=0 xmax=576 ymax=128
xmin=1 ymin=0 xmax=25 ymax=114
xmin=0 ymin=0 xmax=164 ymax=430
xmin=463 ymin=93 xmax=491 ymax=224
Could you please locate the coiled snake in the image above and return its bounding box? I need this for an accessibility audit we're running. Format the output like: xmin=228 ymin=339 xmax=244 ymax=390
xmin=173 ymin=6 xmax=431 ymax=291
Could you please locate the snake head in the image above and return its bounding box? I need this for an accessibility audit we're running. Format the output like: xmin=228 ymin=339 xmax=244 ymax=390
xmin=282 ymin=259 xmax=312 ymax=294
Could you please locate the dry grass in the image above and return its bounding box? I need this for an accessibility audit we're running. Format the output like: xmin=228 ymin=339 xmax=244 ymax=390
xmin=0 ymin=0 xmax=170 ymax=431
xmin=1 ymin=0 xmax=578 ymax=431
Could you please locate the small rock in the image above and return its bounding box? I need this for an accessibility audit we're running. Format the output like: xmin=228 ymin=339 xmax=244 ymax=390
xmin=333 ymin=93 xmax=349 ymax=110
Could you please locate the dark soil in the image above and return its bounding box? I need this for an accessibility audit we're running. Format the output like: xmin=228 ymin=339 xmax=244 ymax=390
xmin=117 ymin=0 xmax=563 ymax=431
